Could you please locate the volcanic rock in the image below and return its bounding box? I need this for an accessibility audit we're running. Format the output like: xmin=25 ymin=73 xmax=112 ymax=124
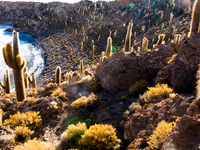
xmin=156 ymin=35 xmax=200 ymax=93
xmin=95 ymin=45 xmax=175 ymax=95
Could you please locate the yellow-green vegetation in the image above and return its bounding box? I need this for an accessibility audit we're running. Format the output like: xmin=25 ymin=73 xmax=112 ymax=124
xmin=65 ymin=122 xmax=87 ymax=141
xmin=139 ymin=84 xmax=173 ymax=103
xmin=14 ymin=138 xmax=55 ymax=150
xmin=71 ymin=93 xmax=99 ymax=109
xmin=50 ymin=87 xmax=66 ymax=99
xmin=148 ymin=120 xmax=177 ymax=146
xmin=3 ymin=111 xmax=42 ymax=130
xmin=14 ymin=126 xmax=34 ymax=142
xmin=88 ymin=77 xmax=100 ymax=92
xmin=23 ymin=97 xmax=37 ymax=106
xmin=71 ymin=96 xmax=88 ymax=109
xmin=129 ymin=80 xmax=149 ymax=95
xmin=78 ymin=124 xmax=118 ymax=150
xmin=128 ymin=102 xmax=142 ymax=113
xmin=27 ymin=90 xmax=38 ymax=97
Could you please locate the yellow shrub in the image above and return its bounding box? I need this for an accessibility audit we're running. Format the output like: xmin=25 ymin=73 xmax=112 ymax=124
xmin=139 ymin=84 xmax=173 ymax=103
xmin=14 ymin=139 xmax=55 ymax=150
xmin=78 ymin=124 xmax=118 ymax=150
xmin=3 ymin=111 xmax=42 ymax=130
xmin=71 ymin=96 xmax=88 ymax=109
xmin=15 ymin=126 xmax=34 ymax=142
xmin=27 ymin=90 xmax=38 ymax=97
xmin=129 ymin=80 xmax=149 ymax=95
xmin=50 ymin=87 xmax=66 ymax=99
xmin=23 ymin=97 xmax=37 ymax=106
xmin=66 ymin=122 xmax=87 ymax=141
xmin=148 ymin=120 xmax=176 ymax=146
xmin=88 ymin=77 xmax=100 ymax=92
xmin=71 ymin=93 xmax=99 ymax=109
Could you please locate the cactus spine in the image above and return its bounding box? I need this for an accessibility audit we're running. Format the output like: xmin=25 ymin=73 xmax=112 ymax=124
xmin=105 ymin=37 xmax=112 ymax=57
xmin=55 ymin=66 xmax=61 ymax=84
xmin=189 ymin=0 xmax=200 ymax=37
xmin=2 ymin=31 xmax=26 ymax=101
xmin=124 ymin=22 xmax=133 ymax=52
xmin=0 ymin=70 xmax=11 ymax=94
xmin=28 ymin=73 xmax=36 ymax=89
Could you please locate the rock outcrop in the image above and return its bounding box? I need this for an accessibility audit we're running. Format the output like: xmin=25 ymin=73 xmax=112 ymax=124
xmin=124 ymin=95 xmax=200 ymax=150
xmin=156 ymin=35 xmax=200 ymax=93
xmin=95 ymin=45 xmax=175 ymax=95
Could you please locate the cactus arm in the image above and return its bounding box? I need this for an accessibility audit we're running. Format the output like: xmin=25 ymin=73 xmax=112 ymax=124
xmin=3 ymin=44 xmax=14 ymax=68
xmin=0 ymin=82 xmax=5 ymax=89
xmin=28 ymin=73 xmax=36 ymax=89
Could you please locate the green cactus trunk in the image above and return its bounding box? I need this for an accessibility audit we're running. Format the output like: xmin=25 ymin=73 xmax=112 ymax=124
xmin=2 ymin=31 xmax=26 ymax=101
xmin=189 ymin=0 xmax=200 ymax=37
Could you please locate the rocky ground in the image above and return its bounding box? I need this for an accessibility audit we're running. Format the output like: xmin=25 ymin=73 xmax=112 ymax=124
xmin=0 ymin=0 xmax=200 ymax=149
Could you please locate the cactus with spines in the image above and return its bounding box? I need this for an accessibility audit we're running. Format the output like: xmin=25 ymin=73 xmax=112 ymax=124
xmin=78 ymin=60 xmax=84 ymax=73
xmin=28 ymin=73 xmax=36 ymax=89
xmin=23 ymin=67 xmax=29 ymax=89
xmin=189 ymin=0 xmax=200 ymax=37
xmin=100 ymin=51 xmax=107 ymax=62
xmin=2 ymin=31 xmax=26 ymax=101
xmin=105 ymin=37 xmax=112 ymax=57
xmin=142 ymin=37 xmax=149 ymax=51
xmin=55 ymin=66 xmax=61 ymax=84
xmin=0 ymin=70 xmax=11 ymax=94
xmin=124 ymin=21 xmax=133 ymax=52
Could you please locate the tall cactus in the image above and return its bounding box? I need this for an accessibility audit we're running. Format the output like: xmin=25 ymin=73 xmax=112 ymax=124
xmin=78 ymin=60 xmax=84 ymax=73
xmin=2 ymin=31 xmax=26 ymax=101
xmin=124 ymin=21 xmax=133 ymax=52
xmin=189 ymin=0 xmax=200 ymax=37
xmin=55 ymin=66 xmax=61 ymax=84
xmin=0 ymin=69 xmax=11 ymax=94
xmin=105 ymin=37 xmax=112 ymax=57
xmin=23 ymin=67 xmax=29 ymax=89
xmin=28 ymin=73 xmax=36 ymax=89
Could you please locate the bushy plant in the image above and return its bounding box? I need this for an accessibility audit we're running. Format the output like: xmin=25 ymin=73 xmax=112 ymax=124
xmin=27 ymin=90 xmax=38 ymax=97
xmin=148 ymin=120 xmax=176 ymax=146
xmin=65 ymin=122 xmax=87 ymax=141
xmin=129 ymin=80 xmax=149 ymax=95
xmin=14 ymin=126 xmax=34 ymax=142
xmin=71 ymin=96 xmax=88 ymax=109
xmin=50 ymin=87 xmax=66 ymax=99
xmin=88 ymin=77 xmax=100 ymax=92
xmin=14 ymin=139 xmax=55 ymax=150
xmin=3 ymin=111 xmax=42 ymax=130
xmin=23 ymin=97 xmax=37 ymax=106
xmin=71 ymin=93 xmax=99 ymax=109
xmin=78 ymin=124 xmax=118 ymax=150
xmin=139 ymin=84 xmax=173 ymax=103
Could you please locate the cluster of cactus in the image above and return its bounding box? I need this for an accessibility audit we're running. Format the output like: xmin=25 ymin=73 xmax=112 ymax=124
xmin=2 ymin=31 xmax=26 ymax=101
xmin=0 ymin=69 xmax=11 ymax=94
